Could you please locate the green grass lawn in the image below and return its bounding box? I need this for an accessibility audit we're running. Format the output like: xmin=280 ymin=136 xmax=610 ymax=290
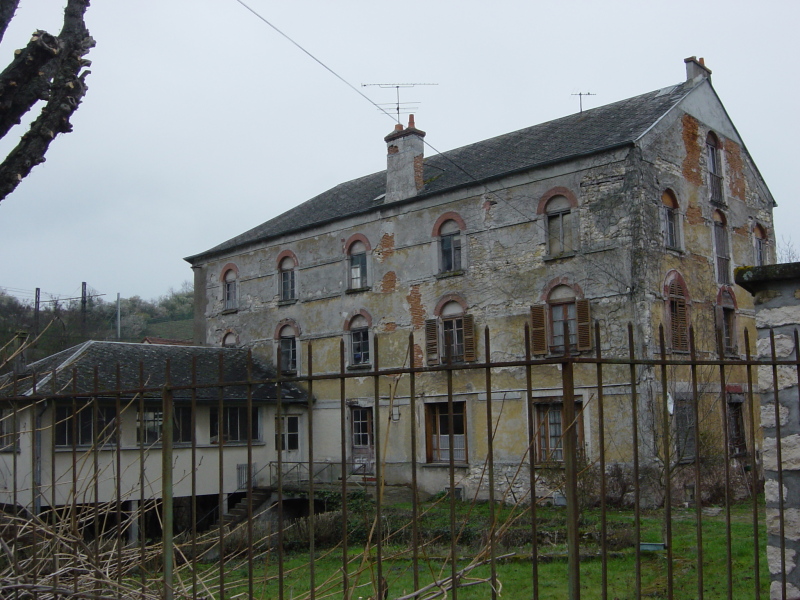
xmin=175 ymin=500 xmax=768 ymax=599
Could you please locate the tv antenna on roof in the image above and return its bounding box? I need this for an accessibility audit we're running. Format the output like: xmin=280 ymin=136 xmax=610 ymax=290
xmin=361 ymin=83 xmax=438 ymax=123
xmin=572 ymin=91 xmax=596 ymax=113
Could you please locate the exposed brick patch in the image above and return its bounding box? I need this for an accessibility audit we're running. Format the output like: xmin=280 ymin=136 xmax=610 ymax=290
xmin=681 ymin=114 xmax=702 ymax=187
xmin=686 ymin=203 xmax=704 ymax=225
xmin=376 ymin=233 xmax=395 ymax=262
xmin=412 ymin=343 xmax=424 ymax=368
xmin=414 ymin=154 xmax=424 ymax=190
xmin=734 ymin=225 xmax=748 ymax=236
xmin=725 ymin=140 xmax=746 ymax=201
xmin=383 ymin=322 xmax=397 ymax=332
xmin=381 ymin=270 xmax=397 ymax=293
xmin=406 ymin=284 xmax=425 ymax=330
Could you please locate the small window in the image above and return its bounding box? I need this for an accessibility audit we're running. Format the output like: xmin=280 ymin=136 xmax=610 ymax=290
xmin=279 ymin=325 xmax=297 ymax=373
xmin=425 ymin=301 xmax=476 ymax=365
xmin=349 ymin=315 xmax=370 ymax=366
xmin=425 ymin=402 xmax=467 ymax=463
xmin=530 ymin=286 xmax=592 ymax=355
xmin=662 ymin=190 xmax=680 ymax=249
xmin=716 ymin=289 xmax=737 ymax=355
xmin=222 ymin=332 xmax=237 ymax=347
xmin=727 ymin=395 xmax=747 ymax=457
xmin=546 ymin=195 xmax=574 ymax=256
xmin=348 ymin=241 xmax=368 ymax=290
xmin=57 ymin=404 xmax=117 ymax=447
xmin=707 ymin=132 xmax=724 ymax=204
xmin=674 ymin=394 xmax=696 ymax=463
xmin=713 ymin=211 xmax=731 ymax=284
xmin=223 ymin=269 xmax=238 ymax=311
xmin=667 ymin=277 xmax=689 ymax=352
xmin=351 ymin=407 xmax=374 ymax=448
xmin=279 ymin=256 xmax=296 ymax=301
xmin=754 ymin=224 xmax=768 ymax=267
xmin=136 ymin=406 xmax=193 ymax=445
xmin=211 ymin=407 xmax=259 ymax=444
xmin=275 ymin=415 xmax=300 ymax=451
xmin=439 ymin=219 xmax=462 ymax=273
xmin=535 ymin=399 xmax=584 ymax=463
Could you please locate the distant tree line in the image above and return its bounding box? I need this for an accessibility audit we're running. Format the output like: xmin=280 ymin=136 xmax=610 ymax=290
xmin=0 ymin=282 xmax=193 ymax=370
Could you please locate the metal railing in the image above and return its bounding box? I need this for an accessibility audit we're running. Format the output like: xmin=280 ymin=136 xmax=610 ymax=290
xmin=0 ymin=322 xmax=793 ymax=599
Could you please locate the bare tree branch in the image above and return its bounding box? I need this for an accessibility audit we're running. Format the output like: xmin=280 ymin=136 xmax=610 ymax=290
xmin=0 ymin=0 xmax=21 ymax=45
xmin=0 ymin=0 xmax=93 ymax=202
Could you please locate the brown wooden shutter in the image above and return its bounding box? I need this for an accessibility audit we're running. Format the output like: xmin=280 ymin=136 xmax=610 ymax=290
xmin=463 ymin=314 xmax=476 ymax=362
xmin=576 ymin=299 xmax=592 ymax=351
xmin=425 ymin=319 xmax=439 ymax=365
xmin=530 ymin=305 xmax=548 ymax=355
xmin=674 ymin=297 xmax=688 ymax=352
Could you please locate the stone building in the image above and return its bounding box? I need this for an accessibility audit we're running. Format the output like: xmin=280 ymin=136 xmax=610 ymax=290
xmin=185 ymin=57 xmax=776 ymax=498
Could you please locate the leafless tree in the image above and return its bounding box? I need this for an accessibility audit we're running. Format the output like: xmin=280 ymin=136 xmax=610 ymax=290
xmin=0 ymin=0 xmax=93 ymax=202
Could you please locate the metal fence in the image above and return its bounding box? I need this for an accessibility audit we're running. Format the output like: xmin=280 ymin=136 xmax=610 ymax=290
xmin=0 ymin=322 xmax=792 ymax=599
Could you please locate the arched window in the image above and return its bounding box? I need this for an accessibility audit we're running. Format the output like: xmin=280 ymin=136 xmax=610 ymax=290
xmin=713 ymin=211 xmax=731 ymax=284
xmin=530 ymin=284 xmax=591 ymax=355
xmin=717 ymin=288 xmax=738 ymax=355
xmin=348 ymin=240 xmax=368 ymax=290
xmin=546 ymin=195 xmax=574 ymax=256
xmin=439 ymin=219 xmax=462 ymax=273
xmin=222 ymin=332 xmax=237 ymax=347
xmin=348 ymin=314 xmax=371 ymax=366
xmin=279 ymin=256 xmax=296 ymax=301
xmin=278 ymin=324 xmax=298 ymax=374
xmin=754 ymin=224 xmax=768 ymax=267
xmin=662 ymin=189 xmax=680 ymax=249
xmin=666 ymin=275 xmax=690 ymax=352
xmin=425 ymin=297 xmax=476 ymax=365
xmin=707 ymin=132 xmax=724 ymax=204
xmin=223 ymin=268 xmax=238 ymax=311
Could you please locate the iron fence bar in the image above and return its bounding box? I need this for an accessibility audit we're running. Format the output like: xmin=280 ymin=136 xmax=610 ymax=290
xmin=276 ymin=346 xmax=285 ymax=600
xmin=446 ymin=335 xmax=458 ymax=599
xmin=306 ymin=343 xmax=316 ymax=600
xmin=628 ymin=323 xmax=641 ymax=600
xmin=374 ymin=337 xmax=385 ymax=600
xmin=190 ymin=357 xmax=198 ymax=600
xmin=525 ymin=324 xmax=539 ymax=600
xmin=246 ymin=350 xmax=254 ymax=600
xmin=11 ymin=376 xmax=19 ymax=586
xmin=715 ymin=327 xmax=733 ymax=600
xmin=115 ymin=364 xmax=123 ymax=589
xmin=138 ymin=361 xmax=146 ymax=597
xmin=92 ymin=368 xmax=100 ymax=600
xmin=50 ymin=368 xmax=58 ymax=594
xmin=594 ymin=321 xmax=608 ymax=600
xmin=162 ymin=359 xmax=174 ymax=600
xmin=657 ymin=326 xmax=674 ymax=600
xmin=217 ymin=353 xmax=227 ymax=600
xmin=484 ymin=327 xmax=497 ymax=600
xmin=74 ymin=369 xmax=81 ymax=598
xmin=561 ymin=330 xmax=580 ymax=600
xmin=744 ymin=328 xmax=760 ymax=599
xmin=770 ymin=329 xmax=787 ymax=599
xmin=409 ymin=332 xmax=420 ymax=593
xmin=30 ymin=371 xmax=38 ymax=588
xmin=689 ymin=327 xmax=704 ymax=600
xmin=339 ymin=339 xmax=349 ymax=598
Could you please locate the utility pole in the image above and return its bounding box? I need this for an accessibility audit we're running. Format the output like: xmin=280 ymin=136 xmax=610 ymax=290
xmin=81 ymin=282 xmax=87 ymax=338
xmin=117 ymin=293 xmax=121 ymax=340
xmin=34 ymin=288 xmax=40 ymax=337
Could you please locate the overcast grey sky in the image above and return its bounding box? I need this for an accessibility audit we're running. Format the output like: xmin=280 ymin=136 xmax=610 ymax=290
xmin=0 ymin=0 xmax=797 ymax=304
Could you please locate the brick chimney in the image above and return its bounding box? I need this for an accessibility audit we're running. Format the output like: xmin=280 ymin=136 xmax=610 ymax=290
xmin=684 ymin=56 xmax=712 ymax=82
xmin=384 ymin=115 xmax=425 ymax=204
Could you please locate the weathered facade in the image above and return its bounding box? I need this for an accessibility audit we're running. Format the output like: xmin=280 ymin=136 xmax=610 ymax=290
xmin=186 ymin=58 xmax=776 ymax=498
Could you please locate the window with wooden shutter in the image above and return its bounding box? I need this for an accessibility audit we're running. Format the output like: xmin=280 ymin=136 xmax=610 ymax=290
xmin=668 ymin=280 xmax=689 ymax=352
xmin=462 ymin=314 xmax=476 ymax=362
xmin=576 ymin=299 xmax=592 ymax=351
xmin=530 ymin=305 xmax=547 ymax=355
xmin=425 ymin=319 xmax=439 ymax=365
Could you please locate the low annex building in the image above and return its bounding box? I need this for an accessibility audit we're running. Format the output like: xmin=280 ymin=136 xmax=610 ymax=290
xmin=186 ymin=57 xmax=776 ymax=498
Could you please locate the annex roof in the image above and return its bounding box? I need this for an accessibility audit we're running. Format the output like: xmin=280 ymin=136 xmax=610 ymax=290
xmin=187 ymin=79 xmax=700 ymax=263
xmin=0 ymin=341 xmax=306 ymax=403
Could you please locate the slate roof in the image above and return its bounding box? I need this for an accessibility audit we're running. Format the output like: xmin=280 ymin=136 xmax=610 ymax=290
xmin=187 ymin=79 xmax=699 ymax=264
xmin=0 ymin=341 xmax=306 ymax=403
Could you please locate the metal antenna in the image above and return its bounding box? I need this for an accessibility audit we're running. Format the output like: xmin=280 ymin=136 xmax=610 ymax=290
xmin=362 ymin=83 xmax=438 ymax=123
xmin=571 ymin=91 xmax=596 ymax=113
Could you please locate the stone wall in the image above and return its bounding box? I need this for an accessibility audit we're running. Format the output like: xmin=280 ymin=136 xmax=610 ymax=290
xmin=736 ymin=263 xmax=800 ymax=599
